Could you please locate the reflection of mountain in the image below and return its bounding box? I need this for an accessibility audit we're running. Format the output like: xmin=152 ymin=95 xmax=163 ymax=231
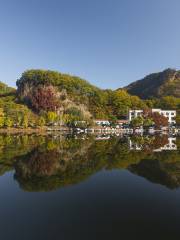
xmin=0 ymin=134 xmax=179 ymax=191
xmin=129 ymin=159 xmax=180 ymax=189
xmin=14 ymin=137 xmax=107 ymax=192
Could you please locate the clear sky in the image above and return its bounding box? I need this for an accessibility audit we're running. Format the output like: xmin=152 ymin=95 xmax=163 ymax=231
xmin=0 ymin=0 xmax=180 ymax=89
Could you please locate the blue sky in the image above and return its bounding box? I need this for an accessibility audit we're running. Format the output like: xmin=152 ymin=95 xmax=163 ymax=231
xmin=0 ymin=0 xmax=180 ymax=89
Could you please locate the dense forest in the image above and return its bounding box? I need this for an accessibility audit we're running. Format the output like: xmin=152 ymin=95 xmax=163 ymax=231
xmin=0 ymin=68 xmax=179 ymax=128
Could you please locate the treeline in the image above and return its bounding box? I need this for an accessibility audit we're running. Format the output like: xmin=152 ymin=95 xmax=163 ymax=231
xmin=0 ymin=69 xmax=179 ymax=128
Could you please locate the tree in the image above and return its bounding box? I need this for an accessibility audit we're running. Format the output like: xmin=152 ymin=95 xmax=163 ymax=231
xmin=65 ymin=107 xmax=83 ymax=119
xmin=111 ymin=90 xmax=131 ymax=117
xmin=176 ymin=114 xmax=180 ymax=126
xmin=22 ymin=115 xmax=29 ymax=128
xmin=0 ymin=108 xmax=5 ymax=128
xmin=47 ymin=112 xmax=57 ymax=124
xmin=16 ymin=114 xmax=22 ymax=127
xmin=0 ymin=108 xmax=4 ymax=117
xmin=131 ymin=116 xmax=144 ymax=127
xmin=143 ymin=118 xmax=154 ymax=127
xmin=29 ymin=86 xmax=60 ymax=112
xmin=143 ymin=109 xmax=168 ymax=128
xmin=38 ymin=117 xmax=46 ymax=127
xmin=0 ymin=117 xmax=4 ymax=128
xmin=4 ymin=117 xmax=13 ymax=128
xmin=62 ymin=114 xmax=71 ymax=125
xmin=151 ymin=112 xmax=168 ymax=128
xmin=159 ymin=96 xmax=180 ymax=109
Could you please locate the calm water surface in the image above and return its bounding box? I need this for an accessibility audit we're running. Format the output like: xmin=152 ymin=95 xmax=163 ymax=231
xmin=0 ymin=134 xmax=179 ymax=240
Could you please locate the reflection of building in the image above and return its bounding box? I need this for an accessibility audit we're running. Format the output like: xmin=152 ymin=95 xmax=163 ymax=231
xmin=95 ymin=135 xmax=111 ymax=141
xmin=154 ymin=138 xmax=177 ymax=152
xmin=128 ymin=109 xmax=176 ymax=125
xmin=129 ymin=137 xmax=177 ymax=152
xmin=129 ymin=139 xmax=143 ymax=151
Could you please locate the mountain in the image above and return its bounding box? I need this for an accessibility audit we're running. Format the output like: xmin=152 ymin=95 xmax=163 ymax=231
xmin=16 ymin=69 xmax=145 ymax=119
xmin=124 ymin=68 xmax=180 ymax=99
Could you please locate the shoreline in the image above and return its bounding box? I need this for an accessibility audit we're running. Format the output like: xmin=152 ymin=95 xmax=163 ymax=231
xmin=0 ymin=126 xmax=178 ymax=135
xmin=0 ymin=127 xmax=71 ymax=134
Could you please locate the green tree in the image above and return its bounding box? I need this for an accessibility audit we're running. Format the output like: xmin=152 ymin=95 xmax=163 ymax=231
xmin=159 ymin=96 xmax=180 ymax=109
xmin=22 ymin=115 xmax=29 ymax=128
xmin=143 ymin=118 xmax=154 ymax=127
xmin=4 ymin=117 xmax=13 ymax=128
xmin=16 ymin=114 xmax=22 ymax=127
xmin=0 ymin=117 xmax=4 ymax=128
xmin=47 ymin=111 xmax=57 ymax=124
xmin=38 ymin=117 xmax=46 ymax=127
xmin=66 ymin=107 xmax=83 ymax=119
xmin=131 ymin=116 xmax=144 ymax=127
xmin=0 ymin=108 xmax=5 ymax=128
xmin=111 ymin=90 xmax=131 ymax=117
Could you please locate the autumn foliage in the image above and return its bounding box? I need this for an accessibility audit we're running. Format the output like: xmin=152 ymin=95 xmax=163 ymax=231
xmin=29 ymin=86 xmax=60 ymax=112
xmin=151 ymin=112 xmax=168 ymax=127
xmin=143 ymin=109 xmax=169 ymax=128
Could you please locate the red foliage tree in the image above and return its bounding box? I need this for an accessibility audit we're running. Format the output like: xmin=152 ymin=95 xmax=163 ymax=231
xmin=151 ymin=112 xmax=168 ymax=128
xmin=143 ymin=109 xmax=169 ymax=128
xmin=29 ymin=86 xmax=60 ymax=112
xmin=143 ymin=108 xmax=152 ymax=118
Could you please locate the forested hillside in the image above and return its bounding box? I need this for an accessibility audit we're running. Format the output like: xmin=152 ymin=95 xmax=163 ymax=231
xmin=125 ymin=68 xmax=180 ymax=99
xmin=16 ymin=69 xmax=146 ymax=120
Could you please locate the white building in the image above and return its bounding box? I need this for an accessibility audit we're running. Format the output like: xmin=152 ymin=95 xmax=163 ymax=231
xmin=94 ymin=119 xmax=110 ymax=126
xmin=128 ymin=110 xmax=143 ymax=122
xmin=128 ymin=109 xmax=176 ymax=125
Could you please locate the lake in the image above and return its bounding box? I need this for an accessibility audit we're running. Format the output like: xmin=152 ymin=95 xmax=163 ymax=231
xmin=0 ymin=133 xmax=179 ymax=240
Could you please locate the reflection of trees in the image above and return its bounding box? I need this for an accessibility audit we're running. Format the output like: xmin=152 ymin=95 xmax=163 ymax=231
xmin=14 ymin=137 xmax=105 ymax=192
xmin=14 ymin=136 xmax=180 ymax=191
xmin=129 ymin=159 xmax=180 ymax=189
xmin=0 ymin=134 xmax=45 ymax=176
xmin=15 ymin=149 xmax=60 ymax=178
xmin=152 ymin=135 xmax=169 ymax=149
xmin=0 ymin=134 xmax=179 ymax=191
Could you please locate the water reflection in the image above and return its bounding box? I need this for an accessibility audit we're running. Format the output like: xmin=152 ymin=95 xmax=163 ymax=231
xmin=0 ymin=134 xmax=179 ymax=191
xmin=129 ymin=135 xmax=177 ymax=151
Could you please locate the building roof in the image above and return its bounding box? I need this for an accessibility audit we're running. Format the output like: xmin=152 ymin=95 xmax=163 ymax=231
xmin=116 ymin=120 xmax=129 ymax=123
xmin=94 ymin=119 xmax=110 ymax=121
